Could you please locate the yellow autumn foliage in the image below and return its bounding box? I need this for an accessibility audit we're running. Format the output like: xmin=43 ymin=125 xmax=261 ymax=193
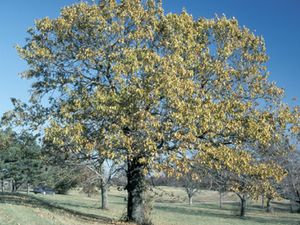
xmin=15 ymin=0 xmax=300 ymax=198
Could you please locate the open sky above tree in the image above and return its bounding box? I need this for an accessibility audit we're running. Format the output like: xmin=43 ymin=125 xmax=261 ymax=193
xmin=0 ymin=0 xmax=300 ymax=116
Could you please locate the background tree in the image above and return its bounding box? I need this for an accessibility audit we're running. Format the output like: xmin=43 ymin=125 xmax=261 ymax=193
xmin=280 ymin=150 xmax=300 ymax=213
xmin=206 ymin=169 xmax=231 ymax=209
xmin=180 ymin=166 xmax=212 ymax=206
xmin=38 ymin=165 xmax=79 ymax=194
xmin=6 ymin=0 xmax=300 ymax=223
xmin=183 ymin=173 xmax=201 ymax=206
xmin=0 ymin=130 xmax=42 ymax=192
xmin=78 ymin=159 xmax=122 ymax=210
xmin=79 ymin=166 xmax=100 ymax=198
xmin=0 ymin=129 xmax=14 ymax=192
xmin=43 ymin=139 xmax=123 ymax=209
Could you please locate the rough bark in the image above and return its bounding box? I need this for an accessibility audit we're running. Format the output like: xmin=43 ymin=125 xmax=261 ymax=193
xmin=101 ymin=183 xmax=109 ymax=210
xmin=261 ymin=194 xmax=265 ymax=209
xmin=126 ymin=158 xmax=147 ymax=224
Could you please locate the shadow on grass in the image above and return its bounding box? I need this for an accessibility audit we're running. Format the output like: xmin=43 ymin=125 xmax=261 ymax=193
xmin=55 ymin=194 xmax=127 ymax=210
xmin=0 ymin=192 xmax=112 ymax=224
xmin=155 ymin=203 xmax=300 ymax=225
xmin=54 ymin=201 xmax=101 ymax=210
xmin=249 ymin=202 xmax=290 ymax=213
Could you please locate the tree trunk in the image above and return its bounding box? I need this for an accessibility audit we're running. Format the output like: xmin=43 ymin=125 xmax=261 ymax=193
xmin=290 ymin=200 xmax=294 ymax=213
xmin=261 ymin=194 xmax=265 ymax=209
xmin=266 ymin=197 xmax=272 ymax=213
xmin=126 ymin=158 xmax=147 ymax=224
xmin=101 ymin=183 xmax=109 ymax=210
xmin=1 ymin=178 xmax=4 ymax=193
xmin=219 ymin=191 xmax=223 ymax=209
xmin=188 ymin=194 xmax=193 ymax=206
xmin=11 ymin=180 xmax=16 ymax=193
xmin=239 ymin=194 xmax=247 ymax=217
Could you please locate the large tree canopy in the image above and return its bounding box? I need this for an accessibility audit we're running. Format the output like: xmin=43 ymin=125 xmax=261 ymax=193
xmin=6 ymin=0 xmax=300 ymax=223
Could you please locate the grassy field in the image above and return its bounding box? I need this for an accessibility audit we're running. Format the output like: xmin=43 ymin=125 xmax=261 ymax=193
xmin=0 ymin=187 xmax=299 ymax=225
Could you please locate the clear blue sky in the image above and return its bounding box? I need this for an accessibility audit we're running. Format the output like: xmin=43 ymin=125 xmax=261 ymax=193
xmin=1 ymin=0 xmax=299 ymax=116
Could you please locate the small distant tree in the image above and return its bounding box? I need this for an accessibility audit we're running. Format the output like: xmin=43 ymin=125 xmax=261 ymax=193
xmin=183 ymin=172 xmax=200 ymax=206
xmin=207 ymin=170 xmax=231 ymax=209
xmin=78 ymin=159 xmax=122 ymax=209
xmin=42 ymin=140 xmax=122 ymax=209
xmin=80 ymin=167 xmax=99 ymax=197
xmin=43 ymin=166 xmax=79 ymax=194
xmin=181 ymin=166 xmax=212 ymax=206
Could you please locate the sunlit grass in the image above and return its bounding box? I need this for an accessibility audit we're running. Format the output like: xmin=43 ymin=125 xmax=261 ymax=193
xmin=0 ymin=187 xmax=299 ymax=225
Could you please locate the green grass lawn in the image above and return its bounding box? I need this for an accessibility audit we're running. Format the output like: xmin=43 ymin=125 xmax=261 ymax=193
xmin=0 ymin=187 xmax=299 ymax=225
